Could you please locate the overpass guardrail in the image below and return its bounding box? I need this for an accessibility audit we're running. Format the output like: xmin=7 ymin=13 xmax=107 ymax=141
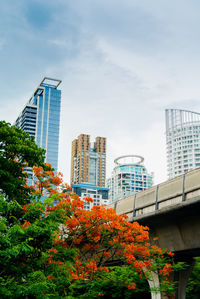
xmin=106 ymin=167 xmax=200 ymax=220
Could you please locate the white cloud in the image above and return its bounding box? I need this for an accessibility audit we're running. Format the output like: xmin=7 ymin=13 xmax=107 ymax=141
xmin=1 ymin=0 xmax=200 ymax=187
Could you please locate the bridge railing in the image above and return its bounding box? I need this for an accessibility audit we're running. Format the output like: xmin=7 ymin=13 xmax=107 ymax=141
xmin=107 ymin=167 xmax=200 ymax=219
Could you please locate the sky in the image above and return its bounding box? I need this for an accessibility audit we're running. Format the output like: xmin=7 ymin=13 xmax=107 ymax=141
xmin=1 ymin=0 xmax=200 ymax=184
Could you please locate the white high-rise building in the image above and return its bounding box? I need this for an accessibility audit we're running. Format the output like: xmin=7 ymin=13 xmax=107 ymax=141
xmin=106 ymin=155 xmax=153 ymax=203
xmin=166 ymin=109 xmax=200 ymax=179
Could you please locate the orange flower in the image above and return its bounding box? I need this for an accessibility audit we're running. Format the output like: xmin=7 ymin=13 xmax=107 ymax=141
xmin=167 ymin=251 xmax=174 ymax=257
xmin=127 ymin=282 xmax=136 ymax=290
xmin=23 ymin=204 xmax=28 ymax=213
xmin=22 ymin=220 xmax=31 ymax=229
xmin=48 ymin=248 xmax=58 ymax=254
xmin=46 ymin=275 xmax=54 ymax=280
xmin=161 ymin=264 xmax=173 ymax=276
xmin=83 ymin=196 xmax=93 ymax=203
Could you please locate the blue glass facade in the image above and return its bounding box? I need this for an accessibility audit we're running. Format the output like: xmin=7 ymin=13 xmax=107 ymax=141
xmin=15 ymin=78 xmax=61 ymax=171
xmin=89 ymin=149 xmax=97 ymax=185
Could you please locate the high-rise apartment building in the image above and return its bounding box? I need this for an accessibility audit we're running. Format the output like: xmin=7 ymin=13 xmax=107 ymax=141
xmin=106 ymin=155 xmax=153 ymax=203
xmin=15 ymin=77 xmax=61 ymax=171
xmin=70 ymin=134 xmax=106 ymax=187
xmin=166 ymin=109 xmax=200 ymax=179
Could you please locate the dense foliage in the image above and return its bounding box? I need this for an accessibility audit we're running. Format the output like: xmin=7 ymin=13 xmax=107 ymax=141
xmin=0 ymin=121 xmax=177 ymax=298
xmin=68 ymin=266 xmax=150 ymax=298
xmin=186 ymin=257 xmax=200 ymax=299
xmin=0 ymin=122 xmax=73 ymax=297
xmin=0 ymin=121 xmax=45 ymax=203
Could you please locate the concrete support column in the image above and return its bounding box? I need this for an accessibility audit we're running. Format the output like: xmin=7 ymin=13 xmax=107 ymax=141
xmin=146 ymin=259 xmax=194 ymax=299
xmin=147 ymin=271 xmax=162 ymax=299
xmin=174 ymin=259 xmax=195 ymax=299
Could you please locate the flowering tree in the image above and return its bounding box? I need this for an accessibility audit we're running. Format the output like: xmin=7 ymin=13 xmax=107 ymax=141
xmin=68 ymin=265 xmax=150 ymax=298
xmin=0 ymin=157 xmax=176 ymax=298
xmin=33 ymin=166 xmax=176 ymax=296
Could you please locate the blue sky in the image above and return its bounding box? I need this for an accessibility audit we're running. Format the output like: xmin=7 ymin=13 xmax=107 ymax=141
xmin=1 ymin=0 xmax=200 ymax=183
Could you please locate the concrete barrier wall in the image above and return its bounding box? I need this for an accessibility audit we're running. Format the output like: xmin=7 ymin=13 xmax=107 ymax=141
xmin=158 ymin=195 xmax=182 ymax=209
xmin=106 ymin=168 xmax=200 ymax=217
xmin=135 ymin=186 xmax=157 ymax=209
xmin=116 ymin=195 xmax=134 ymax=215
xmin=136 ymin=204 xmax=155 ymax=216
xmin=185 ymin=167 xmax=200 ymax=193
xmin=108 ymin=203 xmax=115 ymax=210
xmin=158 ymin=175 xmax=183 ymax=202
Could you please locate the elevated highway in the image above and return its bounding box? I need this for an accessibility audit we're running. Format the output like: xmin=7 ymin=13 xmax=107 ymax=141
xmin=107 ymin=168 xmax=200 ymax=298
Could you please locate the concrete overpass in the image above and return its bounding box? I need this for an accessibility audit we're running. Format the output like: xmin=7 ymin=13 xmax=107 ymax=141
xmin=107 ymin=167 xmax=200 ymax=299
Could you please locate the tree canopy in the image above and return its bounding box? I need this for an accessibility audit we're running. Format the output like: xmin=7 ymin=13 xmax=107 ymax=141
xmin=0 ymin=121 xmax=177 ymax=298
xmin=0 ymin=121 xmax=45 ymax=203
xmin=186 ymin=257 xmax=200 ymax=299
xmin=1 ymin=164 xmax=176 ymax=298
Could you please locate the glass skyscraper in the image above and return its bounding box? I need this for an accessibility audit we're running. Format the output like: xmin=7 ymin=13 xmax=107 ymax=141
xmin=166 ymin=109 xmax=200 ymax=179
xmin=15 ymin=77 xmax=61 ymax=171
xmin=106 ymin=155 xmax=153 ymax=203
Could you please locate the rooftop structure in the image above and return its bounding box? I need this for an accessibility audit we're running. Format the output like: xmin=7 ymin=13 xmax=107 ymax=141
xmin=106 ymin=155 xmax=153 ymax=203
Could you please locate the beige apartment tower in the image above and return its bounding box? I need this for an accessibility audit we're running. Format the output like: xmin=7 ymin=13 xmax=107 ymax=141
xmin=70 ymin=134 xmax=106 ymax=187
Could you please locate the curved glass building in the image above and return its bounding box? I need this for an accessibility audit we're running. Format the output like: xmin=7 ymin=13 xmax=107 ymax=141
xmin=166 ymin=109 xmax=200 ymax=179
xmin=106 ymin=155 xmax=153 ymax=203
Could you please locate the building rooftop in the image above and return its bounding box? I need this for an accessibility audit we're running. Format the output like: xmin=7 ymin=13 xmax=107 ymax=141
xmin=72 ymin=182 xmax=109 ymax=191
xmin=39 ymin=77 xmax=62 ymax=88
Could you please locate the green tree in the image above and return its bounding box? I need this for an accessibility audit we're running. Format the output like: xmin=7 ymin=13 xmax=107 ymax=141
xmin=0 ymin=163 xmax=176 ymax=298
xmin=0 ymin=122 xmax=75 ymax=298
xmin=186 ymin=257 xmax=200 ymax=299
xmin=68 ymin=265 xmax=150 ymax=299
xmin=0 ymin=121 xmax=45 ymax=204
xmin=0 ymin=121 xmax=177 ymax=298
xmin=0 ymin=191 xmax=76 ymax=298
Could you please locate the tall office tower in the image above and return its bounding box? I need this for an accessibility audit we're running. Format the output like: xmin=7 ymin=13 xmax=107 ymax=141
xmin=70 ymin=134 xmax=106 ymax=187
xmin=15 ymin=77 xmax=61 ymax=171
xmin=106 ymin=155 xmax=153 ymax=203
xmin=166 ymin=109 xmax=200 ymax=179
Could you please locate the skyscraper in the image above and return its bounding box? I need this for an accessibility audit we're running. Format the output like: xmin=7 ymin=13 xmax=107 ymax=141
xmin=166 ymin=109 xmax=200 ymax=179
xmin=70 ymin=134 xmax=106 ymax=187
xmin=70 ymin=134 xmax=108 ymax=210
xmin=15 ymin=77 xmax=61 ymax=171
xmin=106 ymin=155 xmax=153 ymax=203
